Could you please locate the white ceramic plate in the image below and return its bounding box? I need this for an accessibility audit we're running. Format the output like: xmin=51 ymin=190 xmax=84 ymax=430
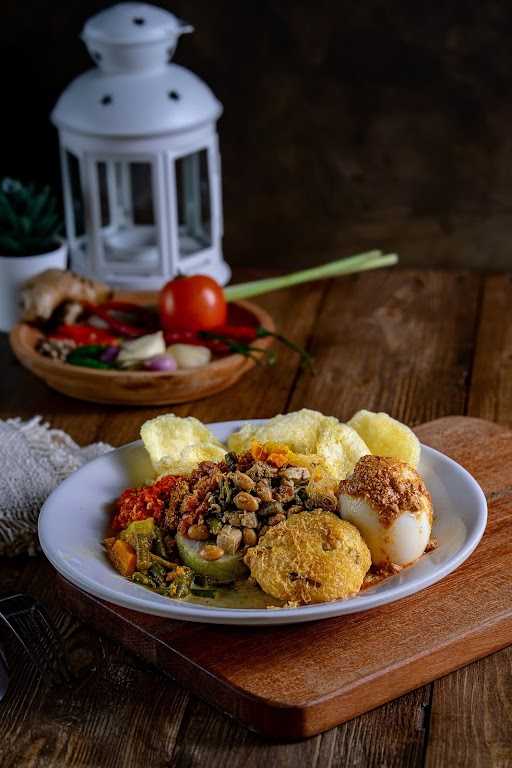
xmin=39 ymin=420 xmax=487 ymax=625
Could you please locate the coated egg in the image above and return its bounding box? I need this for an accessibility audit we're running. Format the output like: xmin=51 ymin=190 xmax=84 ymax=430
xmin=338 ymin=455 xmax=433 ymax=567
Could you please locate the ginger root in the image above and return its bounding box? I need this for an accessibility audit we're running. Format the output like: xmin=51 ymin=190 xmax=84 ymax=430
xmin=20 ymin=269 xmax=112 ymax=322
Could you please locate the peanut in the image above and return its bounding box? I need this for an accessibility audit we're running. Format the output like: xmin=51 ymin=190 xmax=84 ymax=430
xmin=242 ymin=528 xmax=258 ymax=546
xmin=199 ymin=544 xmax=224 ymax=561
xmin=232 ymin=471 xmax=255 ymax=491
xmin=234 ymin=491 xmax=259 ymax=513
xmin=187 ymin=523 xmax=209 ymax=541
xmin=255 ymin=479 xmax=273 ymax=502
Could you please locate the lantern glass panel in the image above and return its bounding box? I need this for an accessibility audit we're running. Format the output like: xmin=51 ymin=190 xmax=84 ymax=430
xmin=97 ymin=161 xmax=110 ymax=227
xmin=128 ymin=162 xmax=155 ymax=225
xmin=99 ymin=159 xmax=160 ymax=269
xmin=175 ymin=148 xmax=212 ymax=257
xmin=65 ymin=150 xmax=85 ymax=237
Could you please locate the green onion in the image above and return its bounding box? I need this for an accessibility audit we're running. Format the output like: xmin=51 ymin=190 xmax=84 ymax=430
xmin=190 ymin=587 xmax=217 ymax=598
xmin=149 ymin=552 xmax=178 ymax=569
xmin=224 ymin=250 xmax=398 ymax=301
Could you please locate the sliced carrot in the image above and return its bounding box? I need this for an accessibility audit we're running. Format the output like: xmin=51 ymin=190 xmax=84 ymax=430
xmin=108 ymin=538 xmax=137 ymax=577
xmin=250 ymin=441 xmax=291 ymax=467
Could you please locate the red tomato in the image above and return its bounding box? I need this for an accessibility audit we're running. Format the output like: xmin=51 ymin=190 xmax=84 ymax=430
xmin=159 ymin=275 xmax=227 ymax=331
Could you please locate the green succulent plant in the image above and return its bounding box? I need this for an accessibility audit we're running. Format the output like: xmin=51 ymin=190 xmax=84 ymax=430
xmin=0 ymin=178 xmax=63 ymax=257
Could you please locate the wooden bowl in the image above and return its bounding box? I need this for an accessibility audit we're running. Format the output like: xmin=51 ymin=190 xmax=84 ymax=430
xmin=9 ymin=293 xmax=275 ymax=406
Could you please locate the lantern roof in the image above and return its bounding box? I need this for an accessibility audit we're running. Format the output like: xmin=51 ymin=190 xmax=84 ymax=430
xmin=82 ymin=3 xmax=192 ymax=47
xmin=51 ymin=65 xmax=222 ymax=138
xmin=51 ymin=3 xmax=222 ymax=138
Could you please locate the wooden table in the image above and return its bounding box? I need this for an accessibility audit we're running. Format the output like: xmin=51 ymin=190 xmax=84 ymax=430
xmin=0 ymin=268 xmax=511 ymax=768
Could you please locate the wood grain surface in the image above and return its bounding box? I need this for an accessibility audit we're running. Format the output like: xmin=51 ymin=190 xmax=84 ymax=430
xmin=0 ymin=269 xmax=511 ymax=766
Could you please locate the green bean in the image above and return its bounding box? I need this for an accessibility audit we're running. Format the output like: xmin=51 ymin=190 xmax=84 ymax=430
xmin=134 ymin=533 xmax=151 ymax=571
xmin=153 ymin=526 xmax=168 ymax=559
xmin=132 ymin=572 xmax=152 ymax=586
xmin=148 ymin=562 xmax=167 ymax=587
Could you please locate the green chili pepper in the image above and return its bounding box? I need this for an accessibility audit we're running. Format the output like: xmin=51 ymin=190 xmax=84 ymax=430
xmin=68 ymin=344 xmax=106 ymax=358
xmin=68 ymin=357 xmax=112 ymax=369
xmin=67 ymin=344 xmax=113 ymax=370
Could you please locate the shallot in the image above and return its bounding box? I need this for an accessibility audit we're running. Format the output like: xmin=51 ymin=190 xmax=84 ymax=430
xmin=117 ymin=331 xmax=166 ymax=367
xmin=143 ymin=355 xmax=177 ymax=372
xmin=100 ymin=346 xmax=120 ymax=364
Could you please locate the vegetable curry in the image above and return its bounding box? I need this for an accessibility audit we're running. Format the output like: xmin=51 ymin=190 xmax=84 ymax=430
xmin=105 ymin=443 xmax=340 ymax=608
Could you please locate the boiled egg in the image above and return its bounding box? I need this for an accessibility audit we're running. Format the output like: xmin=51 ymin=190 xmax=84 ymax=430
xmin=338 ymin=455 xmax=432 ymax=567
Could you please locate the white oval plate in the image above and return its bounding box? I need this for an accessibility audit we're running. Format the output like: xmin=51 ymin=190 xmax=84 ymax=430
xmin=39 ymin=420 xmax=487 ymax=625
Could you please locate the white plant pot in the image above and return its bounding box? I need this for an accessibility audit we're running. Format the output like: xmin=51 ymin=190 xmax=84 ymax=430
xmin=0 ymin=241 xmax=68 ymax=332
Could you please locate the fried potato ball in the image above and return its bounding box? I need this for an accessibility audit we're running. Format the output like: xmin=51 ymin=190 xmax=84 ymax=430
xmin=245 ymin=511 xmax=371 ymax=604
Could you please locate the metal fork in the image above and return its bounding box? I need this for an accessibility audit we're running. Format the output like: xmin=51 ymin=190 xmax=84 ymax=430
xmin=0 ymin=641 xmax=8 ymax=701
xmin=0 ymin=593 xmax=73 ymax=690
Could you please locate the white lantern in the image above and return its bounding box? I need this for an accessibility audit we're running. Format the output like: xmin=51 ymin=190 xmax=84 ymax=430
xmin=51 ymin=2 xmax=230 ymax=289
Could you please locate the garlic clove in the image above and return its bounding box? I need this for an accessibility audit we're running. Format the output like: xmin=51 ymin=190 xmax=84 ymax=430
xmin=166 ymin=343 xmax=211 ymax=369
xmin=117 ymin=331 xmax=166 ymax=364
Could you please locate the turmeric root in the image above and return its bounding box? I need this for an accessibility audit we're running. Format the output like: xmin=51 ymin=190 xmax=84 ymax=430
xmin=20 ymin=268 xmax=112 ymax=322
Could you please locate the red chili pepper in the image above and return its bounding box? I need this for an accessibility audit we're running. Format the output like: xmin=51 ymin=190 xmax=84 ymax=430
xmin=112 ymin=475 xmax=180 ymax=530
xmin=86 ymin=301 xmax=157 ymax=338
xmin=205 ymin=325 xmax=258 ymax=343
xmin=164 ymin=329 xmax=202 ymax=345
xmin=164 ymin=329 xmax=232 ymax=355
xmin=49 ymin=324 xmax=121 ymax=347
xmin=201 ymin=338 xmax=231 ymax=354
xmin=169 ymin=324 xmax=313 ymax=370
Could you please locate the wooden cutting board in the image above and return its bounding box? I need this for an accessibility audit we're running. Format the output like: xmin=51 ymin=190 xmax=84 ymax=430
xmin=55 ymin=416 xmax=512 ymax=739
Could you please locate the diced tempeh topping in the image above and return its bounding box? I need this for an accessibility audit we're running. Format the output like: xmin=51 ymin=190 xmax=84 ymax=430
xmin=239 ymin=511 xmax=258 ymax=528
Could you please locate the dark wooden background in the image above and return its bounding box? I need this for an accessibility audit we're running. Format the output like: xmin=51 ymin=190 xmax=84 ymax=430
xmin=2 ymin=0 xmax=512 ymax=270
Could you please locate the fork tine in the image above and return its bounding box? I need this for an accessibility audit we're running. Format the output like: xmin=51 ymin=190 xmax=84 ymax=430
xmin=0 ymin=594 xmax=73 ymax=686
xmin=0 ymin=612 xmax=47 ymax=675
xmin=9 ymin=613 xmax=72 ymax=687
xmin=29 ymin=602 xmax=74 ymax=684
xmin=0 ymin=593 xmax=29 ymax=617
